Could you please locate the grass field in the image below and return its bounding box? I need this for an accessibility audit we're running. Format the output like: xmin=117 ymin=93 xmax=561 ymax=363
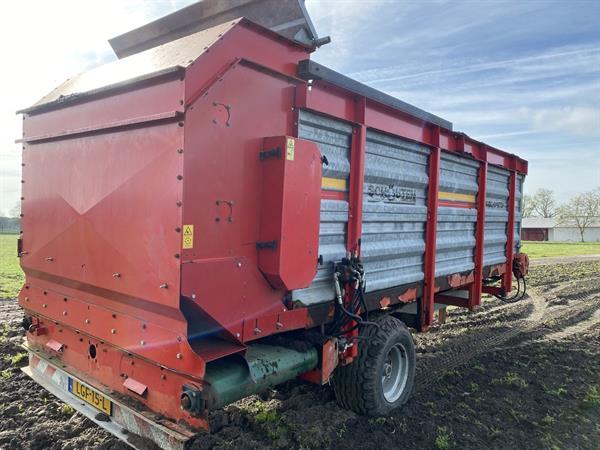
xmin=0 ymin=234 xmax=23 ymax=299
xmin=521 ymin=241 xmax=600 ymax=259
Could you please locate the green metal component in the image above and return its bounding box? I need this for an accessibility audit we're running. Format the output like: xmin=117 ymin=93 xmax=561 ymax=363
xmin=201 ymin=344 xmax=318 ymax=410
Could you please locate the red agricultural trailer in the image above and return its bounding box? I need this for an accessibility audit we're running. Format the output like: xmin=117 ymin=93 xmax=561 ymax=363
xmin=17 ymin=1 xmax=528 ymax=448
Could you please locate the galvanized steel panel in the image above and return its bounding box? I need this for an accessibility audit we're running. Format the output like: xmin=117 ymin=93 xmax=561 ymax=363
xmin=436 ymin=153 xmax=478 ymax=276
xmin=514 ymin=174 xmax=525 ymax=252
xmin=361 ymin=131 xmax=428 ymax=292
xmin=484 ymin=166 xmax=509 ymax=266
xmin=292 ymin=110 xmax=351 ymax=305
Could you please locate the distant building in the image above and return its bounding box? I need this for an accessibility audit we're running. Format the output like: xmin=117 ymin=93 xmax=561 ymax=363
xmin=522 ymin=217 xmax=600 ymax=242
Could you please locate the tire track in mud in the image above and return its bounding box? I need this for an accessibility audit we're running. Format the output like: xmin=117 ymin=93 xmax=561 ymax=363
xmin=414 ymin=281 xmax=600 ymax=393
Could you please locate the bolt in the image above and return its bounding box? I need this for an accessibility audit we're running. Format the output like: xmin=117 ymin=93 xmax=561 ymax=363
xmin=140 ymin=340 xmax=146 ymax=346
xmin=161 ymin=374 xmax=166 ymax=380
xmin=111 ymin=328 xmax=116 ymax=334
xmin=177 ymin=336 xmax=182 ymax=342
xmin=191 ymin=293 xmax=197 ymax=299
xmin=160 ymin=283 xmax=168 ymax=289
xmin=236 ymin=333 xmax=241 ymax=338
xmin=177 ymin=148 xmax=183 ymax=154
xmin=42 ymin=304 xmax=47 ymax=308
xmin=254 ymin=327 xmax=261 ymax=335
xmin=46 ymin=256 xmax=54 ymax=262
xmin=85 ymin=319 xmax=90 ymax=324
xmin=176 ymin=201 xmax=182 ymax=207
xmin=25 ymin=297 xmax=29 ymax=302
xmin=62 ymin=311 xmax=67 ymax=316
xmin=177 ymin=175 xmax=183 ymax=180
xmin=112 ymin=272 xmax=121 ymax=279
xmin=276 ymin=322 xmax=283 ymax=329
xmin=176 ymin=353 xmax=182 ymax=359
xmin=236 ymin=262 xmax=242 ymax=268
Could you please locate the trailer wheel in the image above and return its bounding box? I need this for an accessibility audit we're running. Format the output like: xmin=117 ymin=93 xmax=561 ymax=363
xmin=332 ymin=315 xmax=415 ymax=416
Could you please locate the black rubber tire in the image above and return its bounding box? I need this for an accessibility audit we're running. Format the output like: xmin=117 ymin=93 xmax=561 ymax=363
xmin=331 ymin=315 xmax=416 ymax=416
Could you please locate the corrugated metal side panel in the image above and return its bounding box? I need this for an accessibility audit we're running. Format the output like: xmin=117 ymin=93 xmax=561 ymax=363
xmin=361 ymin=131 xmax=428 ymax=292
xmin=436 ymin=153 xmax=478 ymax=276
xmin=514 ymin=174 xmax=525 ymax=252
xmin=292 ymin=110 xmax=351 ymax=305
xmin=484 ymin=166 xmax=509 ymax=266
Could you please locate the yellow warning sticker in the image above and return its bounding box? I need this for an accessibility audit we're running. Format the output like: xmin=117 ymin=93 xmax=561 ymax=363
xmin=182 ymin=224 xmax=194 ymax=249
xmin=286 ymin=138 xmax=295 ymax=161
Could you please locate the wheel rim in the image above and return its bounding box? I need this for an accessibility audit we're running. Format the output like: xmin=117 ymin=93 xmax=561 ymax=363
xmin=381 ymin=343 xmax=409 ymax=403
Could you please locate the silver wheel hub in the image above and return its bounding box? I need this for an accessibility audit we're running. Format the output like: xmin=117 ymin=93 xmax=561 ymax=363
xmin=381 ymin=343 xmax=409 ymax=403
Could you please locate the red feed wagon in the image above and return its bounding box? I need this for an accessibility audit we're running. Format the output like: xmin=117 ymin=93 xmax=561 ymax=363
xmin=16 ymin=1 xmax=528 ymax=448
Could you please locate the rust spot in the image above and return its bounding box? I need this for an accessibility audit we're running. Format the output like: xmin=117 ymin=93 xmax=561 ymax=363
xmin=379 ymin=296 xmax=391 ymax=309
xmin=397 ymin=287 xmax=417 ymax=303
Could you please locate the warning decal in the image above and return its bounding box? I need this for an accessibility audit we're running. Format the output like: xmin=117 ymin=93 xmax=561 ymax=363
xmin=182 ymin=224 xmax=194 ymax=249
xmin=286 ymin=138 xmax=295 ymax=161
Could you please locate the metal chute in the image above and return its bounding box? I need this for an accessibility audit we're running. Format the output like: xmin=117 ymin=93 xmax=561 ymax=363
xmin=109 ymin=0 xmax=329 ymax=59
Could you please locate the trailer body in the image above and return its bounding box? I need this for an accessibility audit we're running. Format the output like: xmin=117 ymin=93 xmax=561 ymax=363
xmin=17 ymin=9 xmax=527 ymax=450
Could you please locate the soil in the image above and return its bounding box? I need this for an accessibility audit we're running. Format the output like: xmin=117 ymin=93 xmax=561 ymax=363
xmin=1 ymin=260 xmax=599 ymax=450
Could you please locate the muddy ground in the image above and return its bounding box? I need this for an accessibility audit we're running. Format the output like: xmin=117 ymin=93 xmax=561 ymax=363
xmin=1 ymin=260 xmax=599 ymax=450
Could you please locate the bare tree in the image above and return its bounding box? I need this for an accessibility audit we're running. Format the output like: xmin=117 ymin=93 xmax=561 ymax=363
xmin=558 ymin=188 xmax=600 ymax=242
xmin=531 ymin=188 xmax=557 ymax=218
xmin=522 ymin=194 xmax=535 ymax=218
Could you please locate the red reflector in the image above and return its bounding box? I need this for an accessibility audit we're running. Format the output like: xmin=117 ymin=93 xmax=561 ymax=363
xmin=123 ymin=377 xmax=148 ymax=396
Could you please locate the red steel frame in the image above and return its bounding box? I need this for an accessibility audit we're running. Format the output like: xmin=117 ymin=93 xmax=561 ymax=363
xmin=470 ymin=157 xmax=488 ymax=309
xmin=503 ymin=171 xmax=518 ymax=293
xmin=17 ymin=17 xmax=528 ymax=442
xmin=294 ymin=79 xmax=527 ymax=331
xmin=422 ymin=141 xmax=441 ymax=331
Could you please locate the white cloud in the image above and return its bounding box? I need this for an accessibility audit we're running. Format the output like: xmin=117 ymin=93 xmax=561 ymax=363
xmin=527 ymin=106 xmax=600 ymax=138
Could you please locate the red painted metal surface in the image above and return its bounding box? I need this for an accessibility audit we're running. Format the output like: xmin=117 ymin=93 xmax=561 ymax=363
xmin=17 ymin=15 xmax=529 ymax=439
xmin=503 ymin=171 xmax=517 ymax=293
xmin=470 ymin=159 xmax=488 ymax=309
xmin=257 ymin=136 xmax=322 ymax=290
xmin=300 ymin=85 xmax=528 ymax=176
xmin=422 ymin=141 xmax=441 ymax=331
xmin=347 ymin=98 xmax=367 ymax=255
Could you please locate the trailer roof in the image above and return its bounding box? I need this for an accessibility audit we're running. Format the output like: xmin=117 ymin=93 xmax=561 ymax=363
xmin=19 ymin=19 xmax=241 ymax=114
xmin=109 ymin=0 xmax=321 ymax=59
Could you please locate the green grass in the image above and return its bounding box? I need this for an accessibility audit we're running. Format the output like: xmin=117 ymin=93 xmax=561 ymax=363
xmin=0 ymin=234 xmax=24 ymax=298
xmin=521 ymin=241 xmax=600 ymax=259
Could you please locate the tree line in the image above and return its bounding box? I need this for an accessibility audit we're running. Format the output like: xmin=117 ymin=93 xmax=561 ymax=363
xmin=523 ymin=187 xmax=600 ymax=242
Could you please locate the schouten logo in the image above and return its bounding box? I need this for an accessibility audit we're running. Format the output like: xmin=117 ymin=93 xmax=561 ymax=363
xmin=367 ymin=184 xmax=417 ymax=204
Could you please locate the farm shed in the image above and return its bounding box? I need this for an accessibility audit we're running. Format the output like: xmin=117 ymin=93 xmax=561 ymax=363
xmin=522 ymin=217 xmax=600 ymax=242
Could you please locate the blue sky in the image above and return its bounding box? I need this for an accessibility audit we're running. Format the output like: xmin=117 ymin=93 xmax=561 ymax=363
xmin=1 ymin=0 xmax=598 ymax=215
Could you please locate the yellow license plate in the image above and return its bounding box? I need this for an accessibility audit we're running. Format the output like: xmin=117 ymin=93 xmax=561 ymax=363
xmin=68 ymin=378 xmax=112 ymax=415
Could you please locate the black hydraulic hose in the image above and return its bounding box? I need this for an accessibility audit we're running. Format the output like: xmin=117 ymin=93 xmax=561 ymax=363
xmin=495 ymin=276 xmax=522 ymax=303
